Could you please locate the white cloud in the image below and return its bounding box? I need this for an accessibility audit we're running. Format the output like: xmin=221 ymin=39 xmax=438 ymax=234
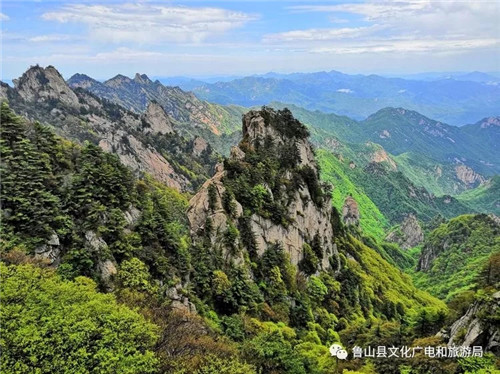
xmin=0 ymin=12 xmax=10 ymax=21
xmin=42 ymin=4 xmax=259 ymax=44
xmin=29 ymin=35 xmax=73 ymax=43
xmin=310 ymin=38 xmax=499 ymax=55
xmin=264 ymin=25 xmax=384 ymax=43
xmin=337 ymin=88 xmax=353 ymax=93
xmin=271 ymin=1 xmax=499 ymax=55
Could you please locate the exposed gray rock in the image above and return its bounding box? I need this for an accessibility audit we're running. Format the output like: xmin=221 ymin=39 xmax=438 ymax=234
xmin=34 ymin=232 xmax=61 ymax=265
xmin=124 ymin=206 xmax=141 ymax=227
xmin=187 ymin=109 xmax=340 ymax=272
xmin=5 ymin=65 xmax=215 ymax=193
xmin=98 ymin=259 xmax=117 ymax=290
xmin=455 ymin=164 xmax=485 ymax=187
xmin=14 ymin=65 xmax=79 ymax=107
xmin=192 ymin=136 xmax=209 ymax=157
xmin=446 ymin=291 xmax=500 ymax=354
xmin=230 ymin=146 xmax=245 ymax=161
xmin=386 ymin=214 xmax=424 ymax=250
xmin=85 ymin=231 xmax=108 ymax=253
xmin=142 ymin=101 xmax=174 ymax=135
xmin=342 ymin=196 xmax=360 ymax=226
xmin=98 ymin=131 xmax=189 ymax=191
xmin=167 ymin=284 xmax=197 ymax=314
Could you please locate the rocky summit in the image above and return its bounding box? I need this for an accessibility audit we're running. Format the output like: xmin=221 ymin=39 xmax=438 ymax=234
xmin=1 ymin=65 xmax=217 ymax=192
xmin=188 ymin=107 xmax=339 ymax=270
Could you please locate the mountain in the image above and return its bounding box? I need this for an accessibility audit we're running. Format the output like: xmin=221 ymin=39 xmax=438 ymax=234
xmin=184 ymin=70 xmax=500 ymax=126
xmin=413 ymin=214 xmax=500 ymax=301
xmin=267 ymin=102 xmax=499 ymax=182
xmin=67 ymin=72 xmax=245 ymax=135
xmin=2 ymin=104 xmax=456 ymax=374
xmin=1 ymin=65 xmax=218 ymax=192
xmin=317 ymin=147 xmax=473 ymax=235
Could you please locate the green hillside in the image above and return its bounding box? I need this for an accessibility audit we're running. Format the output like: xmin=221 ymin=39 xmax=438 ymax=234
xmin=457 ymin=176 xmax=500 ymax=215
xmin=317 ymin=149 xmax=389 ymax=239
xmin=411 ymin=214 xmax=500 ymax=301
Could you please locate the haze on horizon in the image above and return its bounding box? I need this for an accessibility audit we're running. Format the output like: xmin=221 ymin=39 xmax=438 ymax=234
xmin=1 ymin=0 xmax=499 ymax=81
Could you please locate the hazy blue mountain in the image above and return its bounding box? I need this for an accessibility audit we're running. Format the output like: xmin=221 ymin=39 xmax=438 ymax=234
xmin=183 ymin=70 xmax=500 ymax=126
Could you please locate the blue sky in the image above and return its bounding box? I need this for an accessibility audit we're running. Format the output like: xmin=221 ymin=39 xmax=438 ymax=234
xmin=1 ymin=0 xmax=499 ymax=81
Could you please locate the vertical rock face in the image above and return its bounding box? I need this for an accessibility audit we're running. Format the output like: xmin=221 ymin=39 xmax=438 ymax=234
xmin=191 ymin=136 xmax=209 ymax=157
xmin=445 ymin=291 xmax=500 ymax=354
xmin=385 ymin=214 xmax=424 ymax=250
xmin=141 ymin=101 xmax=174 ymax=135
xmin=187 ymin=108 xmax=339 ymax=271
xmin=342 ymin=196 xmax=360 ymax=226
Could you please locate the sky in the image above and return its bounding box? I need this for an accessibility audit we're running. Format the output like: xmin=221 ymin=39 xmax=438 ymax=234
xmin=1 ymin=0 xmax=499 ymax=81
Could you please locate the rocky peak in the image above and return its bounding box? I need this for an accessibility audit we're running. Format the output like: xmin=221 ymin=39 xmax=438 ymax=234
xmin=141 ymin=101 xmax=174 ymax=135
xmin=385 ymin=214 xmax=424 ymax=250
xmin=13 ymin=65 xmax=79 ymax=107
xmin=188 ymin=108 xmax=339 ymax=271
xmin=134 ymin=73 xmax=153 ymax=85
xmin=104 ymin=74 xmax=132 ymax=88
xmin=241 ymin=108 xmax=316 ymax=170
xmin=478 ymin=117 xmax=500 ymax=129
xmin=67 ymin=73 xmax=99 ymax=90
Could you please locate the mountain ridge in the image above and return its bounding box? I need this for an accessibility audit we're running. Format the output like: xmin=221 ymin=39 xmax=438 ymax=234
xmin=185 ymin=70 xmax=500 ymax=126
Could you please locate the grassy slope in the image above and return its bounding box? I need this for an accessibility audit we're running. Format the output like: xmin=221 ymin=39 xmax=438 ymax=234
xmin=456 ymin=176 xmax=500 ymax=215
xmin=317 ymin=149 xmax=389 ymax=239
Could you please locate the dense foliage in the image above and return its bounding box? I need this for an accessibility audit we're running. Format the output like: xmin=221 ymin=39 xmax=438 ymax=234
xmin=412 ymin=214 xmax=500 ymax=300
xmin=0 ymin=262 xmax=158 ymax=373
xmin=0 ymin=102 xmax=190 ymax=282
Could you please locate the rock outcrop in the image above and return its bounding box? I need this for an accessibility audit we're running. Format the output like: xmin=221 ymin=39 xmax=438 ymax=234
xmin=417 ymin=214 xmax=500 ymax=272
xmin=455 ymin=164 xmax=485 ymax=187
xmin=188 ymin=108 xmax=339 ymax=271
xmin=34 ymin=232 xmax=61 ymax=265
xmin=370 ymin=148 xmax=397 ymax=171
xmin=342 ymin=196 xmax=360 ymax=226
xmin=67 ymin=71 xmax=242 ymax=135
xmin=141 ymin=101 xmax=174 ymax=135
xmin=385 ymin=214 xmax=424 ymax=250
xmin=444 ymin=291 xmax=500 ymax=355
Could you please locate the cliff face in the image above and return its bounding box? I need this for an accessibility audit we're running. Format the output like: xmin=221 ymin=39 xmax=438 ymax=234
xmin=386 ymin=214 xmax=424 ymax=250
xmin=1 ymin=65 xmax=216 ymax=192
xmin=455 ymin=164 xmax=485 ymax=187
xmin=13 ymin=65 xmax=79 ymax=108
xmin=443 ymin=291 xmax=500 ymax=355
xmin=188 ymin=108 xmax=339 ymax=270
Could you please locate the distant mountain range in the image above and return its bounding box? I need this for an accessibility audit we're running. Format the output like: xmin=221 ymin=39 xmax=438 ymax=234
xmin=171 ymin=70 xmax=500 ymax=126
